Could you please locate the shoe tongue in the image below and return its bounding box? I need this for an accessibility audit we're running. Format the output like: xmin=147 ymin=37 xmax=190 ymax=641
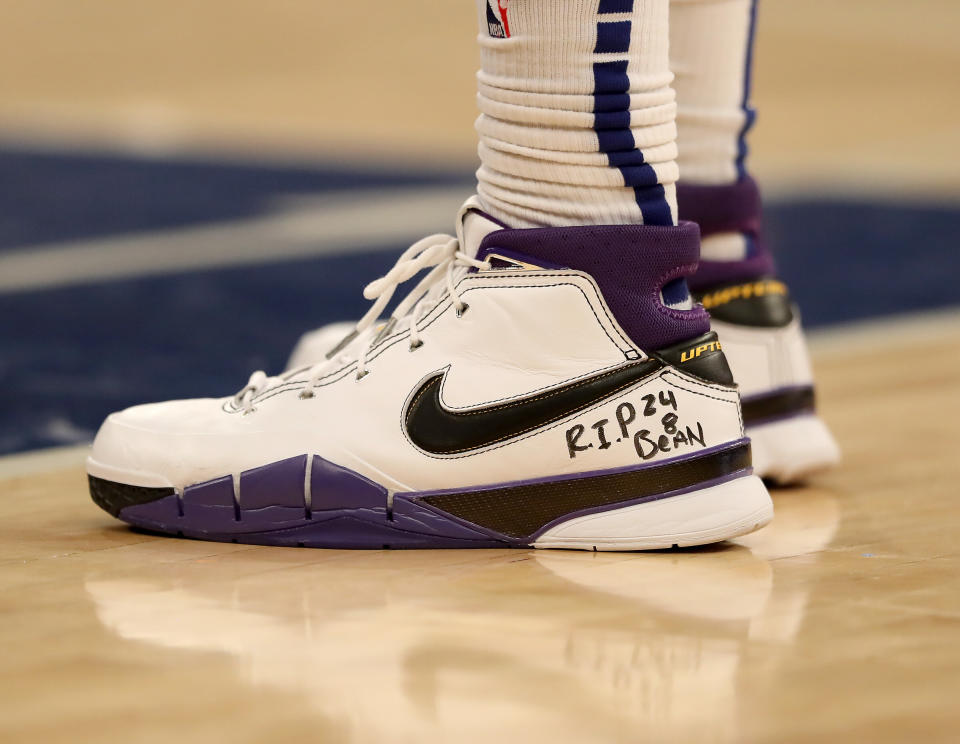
xmin=460 ymin=199 xmax=507 ymax=258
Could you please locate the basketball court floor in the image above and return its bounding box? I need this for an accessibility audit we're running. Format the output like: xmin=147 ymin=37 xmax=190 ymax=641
xmin=2 ymin=2 xmax=959 ymax=742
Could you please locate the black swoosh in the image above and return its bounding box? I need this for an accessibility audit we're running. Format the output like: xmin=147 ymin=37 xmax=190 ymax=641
xmin=404 ymin=359 xmax=663 ymax=455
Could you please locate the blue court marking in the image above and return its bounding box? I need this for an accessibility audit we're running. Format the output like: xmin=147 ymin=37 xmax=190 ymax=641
xmin=0 ymin=145 xmax=958 ymax=455
xmin=0 ymin=145 xmax=469 ymax=251
xmin=0 ymin=249 xmax=400 ymax=454
xmin=766 ymin=199 xmax=959 ymax=327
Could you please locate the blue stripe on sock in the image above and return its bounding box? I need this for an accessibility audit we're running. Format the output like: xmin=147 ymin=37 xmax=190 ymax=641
xmin=593 ymin=110 xmax=632 ymax=130
xmin=618 ymin=166 xmax=662 ymax=188
xmin=596 ymin=128 xmax=636 ymax=152
xmin=593 ymin=61 xmax=630 ymax=94
xmin=636 ymin=185 xmax=673 ymax=226
xmin=661 ymin=277 xmax=691 ymax=306
xmin=607 ymin=150 xmax=648 ymax=167
xmin=592 ymin=12 xmax=672 ymax=226
xmin=594 ymin=21 xmax=632 ymax=54
xmin=593 ymin=92 xmax=632 ymax=113
xmin=598 ymin=0 xmax=634 ymax=13
xmin=736 ymin=0 xmax=759 ymax=179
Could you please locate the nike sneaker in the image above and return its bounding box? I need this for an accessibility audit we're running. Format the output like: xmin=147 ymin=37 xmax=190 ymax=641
xmin=87 ymin=198 xmax=773 ymax=550
xmin=289 ymin=180 xmax=841 ymax=485
xmin=679 ymin=178 xmax=841 ymax=484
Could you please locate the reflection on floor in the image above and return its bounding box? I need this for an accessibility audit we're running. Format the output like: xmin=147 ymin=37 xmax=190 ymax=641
xmin=83 ymin=490 xmax=838 ymax=743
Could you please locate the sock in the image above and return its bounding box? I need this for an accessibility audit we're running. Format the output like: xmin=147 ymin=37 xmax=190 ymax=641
xmin=670 ymin=0 xmax=774 ymax=288
xmin=671 ymin=0 xmax=757 ymax=185
xmin=474 ymin=0 xmax=679 ymax=228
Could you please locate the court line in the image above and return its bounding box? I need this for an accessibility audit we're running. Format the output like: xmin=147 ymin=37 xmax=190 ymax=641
xmin=0 ymin=186 xmax=470 ymax=294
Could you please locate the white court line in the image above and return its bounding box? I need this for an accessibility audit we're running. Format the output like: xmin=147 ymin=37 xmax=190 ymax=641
xmin=1 ymin=307 xmax=957 ymax=479
xmin=0 ymin=186 xmax=471 ymax=294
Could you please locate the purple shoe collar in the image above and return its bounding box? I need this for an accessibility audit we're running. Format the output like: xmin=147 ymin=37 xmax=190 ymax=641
xmin=476 ymin=221 xmax=709 ymax=351
xmin=677 ymin=176 xmax=776 ymax=291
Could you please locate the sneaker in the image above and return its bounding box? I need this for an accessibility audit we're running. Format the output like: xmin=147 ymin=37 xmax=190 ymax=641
xmin=288 ymin=185 xmax=840 ymax=486
xmin=88 ymin=198 xmax=773 ymax=550
xmin=679 ymin=178 xmax=841 ymax=484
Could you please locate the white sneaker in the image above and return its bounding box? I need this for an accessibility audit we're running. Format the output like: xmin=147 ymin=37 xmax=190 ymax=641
xmin=696 ymin=280 xmax=841 ymax=484
xmin=87 ymin=198 xmax=772 ymax=550
xmin=675 ymin=176 xmax=840 ymax=484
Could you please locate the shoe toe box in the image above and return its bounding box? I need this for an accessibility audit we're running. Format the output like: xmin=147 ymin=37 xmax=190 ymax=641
xmin=87 ymin=398 xmax=248 ymax=488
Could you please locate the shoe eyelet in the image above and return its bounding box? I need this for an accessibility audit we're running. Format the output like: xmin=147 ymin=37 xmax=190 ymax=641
xmin=299 ymin=389 xmax=315 ymax=400
xmin=455 ymin=303 xmax=469 ymax=318
xmin=355 ymin=370 xmax=369 ymax=381
xmin=241 ymin=407 xmax=257 ymax=416
xmin=409 ymin=339 xmax=424 ymax=351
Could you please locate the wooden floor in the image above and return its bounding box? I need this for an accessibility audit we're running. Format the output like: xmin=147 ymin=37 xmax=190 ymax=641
xmin=3 ymin=0 xmax=959 ymax=740
xmin=2 ymin=318 xmax=959 ymax=744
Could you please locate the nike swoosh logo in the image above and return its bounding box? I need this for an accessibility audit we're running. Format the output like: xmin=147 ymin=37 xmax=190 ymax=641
xmin=404 ymin=359 xmax=663 ymax=455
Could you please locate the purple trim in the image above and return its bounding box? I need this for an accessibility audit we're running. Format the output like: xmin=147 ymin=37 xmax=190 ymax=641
xmin=122 ymin=493 xmax=180 ymax=526
xmin=182 ymin=475 xmax=236 ymax=530
xmin=237 ymin=455 xmax=309 ymax=527
xmin=311 ymin=455 xmax=385 ymax=510
xmin=691 ymin=246 xmax=776 ymax=291
xmin=476 ymin=221 xmax=709 ymax=350
xmin=240 ymin=455 xmax=306 ymax=509
xmin=184 ymin=475 xmax=234 ymax=508
xmin=467 ymin=207 xmax=510 ymax=230
xmin=676 ymin=177 xmax=776 ymax=291
xmin=677 ymin=177 xmax=761 ymax=238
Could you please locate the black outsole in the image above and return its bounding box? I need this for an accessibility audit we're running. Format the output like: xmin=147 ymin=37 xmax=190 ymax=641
xmin=89 ymin=475 xmax=174 ymax=517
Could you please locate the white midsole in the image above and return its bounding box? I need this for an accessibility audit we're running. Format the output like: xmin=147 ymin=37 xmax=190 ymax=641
xmin=747 ymin=415 xmax=841 ymax=485
xmin=534 ymin=474 xmax=772 ymax=551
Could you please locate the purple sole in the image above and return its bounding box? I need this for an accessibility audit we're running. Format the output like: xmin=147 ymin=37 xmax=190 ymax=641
xmin=91 ymin=442 xmax=753 ymax=549
xmin=118 ymin=495 xmax=513 ymax=549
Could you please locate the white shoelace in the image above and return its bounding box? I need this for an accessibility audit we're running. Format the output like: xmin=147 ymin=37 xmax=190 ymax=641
xmin=232 ymin=208 xmax=491 ymax=414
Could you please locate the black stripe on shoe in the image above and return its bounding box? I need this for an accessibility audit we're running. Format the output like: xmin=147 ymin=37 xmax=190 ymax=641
xmin=741 ymin=386 xmax=815 ymax=426
xmin=415 ymin=441 xmax=752 ymax=539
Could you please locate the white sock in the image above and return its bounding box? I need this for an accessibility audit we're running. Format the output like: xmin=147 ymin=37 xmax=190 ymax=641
xmin=671 ymin=0 xmax=759 ymax=266
xmin=475 ymin=0 xmax=679 ymax=228
xmin=671 ymin=0 xmax=758 ymax=186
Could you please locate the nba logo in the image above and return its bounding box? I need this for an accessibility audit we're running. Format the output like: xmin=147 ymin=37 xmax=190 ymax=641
xmin=487 ymin=0 xmax=510 ymax=38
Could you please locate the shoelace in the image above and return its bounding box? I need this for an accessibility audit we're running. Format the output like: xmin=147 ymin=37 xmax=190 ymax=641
xmin=232 ymin=207 xmax=491 ymax=414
